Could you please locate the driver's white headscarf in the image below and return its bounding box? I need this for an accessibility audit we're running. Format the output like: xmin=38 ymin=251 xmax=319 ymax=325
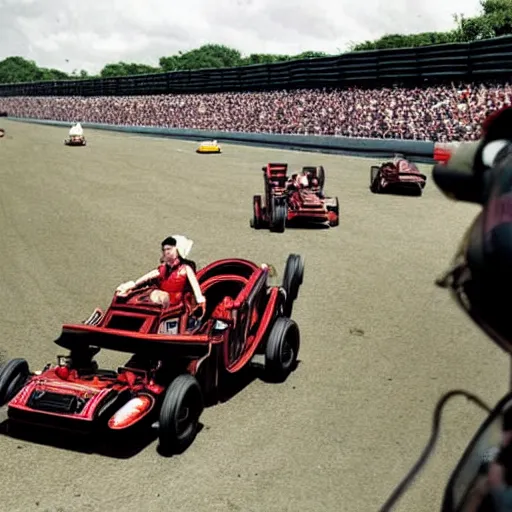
xmin=69 ymin=122 xmax=83 ymax=136
xmin=172 ymin=234 xmax=194 ymax=259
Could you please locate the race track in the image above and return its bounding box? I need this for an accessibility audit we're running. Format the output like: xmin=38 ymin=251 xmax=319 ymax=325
xmin=0 ymin=119 xmax=509 ymax=512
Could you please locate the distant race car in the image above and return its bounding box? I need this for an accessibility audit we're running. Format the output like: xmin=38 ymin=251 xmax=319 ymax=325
xmin=196 ymin=140 xmax=221 ymax=154
xmin=65 ymin=135 xmax=86 ymax=146
xmin=0 ymin=128 xmax=5 ymax=138
xmin=370 ymin=154 xmax=427 ymax=195
xmin=0 ymin=255 xmax=304 ymax=455
xmin=64 ymin=122 xmax=86 ymax=146
xmin=251 ymin=163 xmax=339 ymax=233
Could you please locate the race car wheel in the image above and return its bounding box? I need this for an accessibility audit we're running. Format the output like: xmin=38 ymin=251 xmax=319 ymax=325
xmin=158 ymin=374 xmax=204 ymax=455
xmin=316 ymin=166 xmax=325 ymax=189
xmin=370 ymin=166 xmax=380 ymax=192
xmin=0 ymin=358 xmax=30 ymax=407
xmin=251 ymin=195 xmax=263 ymax=229
xmin=327 ymin=197 xmax=339 ymax=227
xmin=270 ymin=200 xmax=287 ymax=233
xmin=282 ymin=253 xmax=304 ymax=317
xmin=264 ymin=317 xmax=300 ymax=383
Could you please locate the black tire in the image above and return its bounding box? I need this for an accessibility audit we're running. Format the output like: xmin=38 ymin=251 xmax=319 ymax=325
xmin=282 ymin=253 xmax=304 ymax=316
xmin=370 ymin=166 xmax=380 ymax=184
xmin=158 ymin=374 xmax=204 ymax=455
xmin=370 ymin=166 xmax=381 ymax=193
xmin=264 ymin=317 xmax=300 ymax=383
xmin=270 ymin=200 xmax=287 ymax=233
xmin=0 ymin=358 xmax=29 ymax=407
xmin=326 ymin=197 xmax=339 ymax=227
xmin=251 ymin=195 xmax=262 ymax=229
xmin=316 ymin=166 xmax=325 ymax=189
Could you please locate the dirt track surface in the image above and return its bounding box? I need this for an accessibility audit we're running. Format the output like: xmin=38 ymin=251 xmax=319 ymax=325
xmin=0 ymin=119 xmax=509 ymax=512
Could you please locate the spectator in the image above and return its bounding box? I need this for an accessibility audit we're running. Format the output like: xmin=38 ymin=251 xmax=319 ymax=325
xmin=0 ymin=80 xmax=509 ymax=142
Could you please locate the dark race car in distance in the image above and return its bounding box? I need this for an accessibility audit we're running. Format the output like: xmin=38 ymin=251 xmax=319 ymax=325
xmin=370 ymin=155 xmax=427 ymax=196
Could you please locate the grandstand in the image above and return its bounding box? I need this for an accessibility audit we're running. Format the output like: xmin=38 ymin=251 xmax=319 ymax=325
xmin=1 ymin=35 xmax=512 ymax=142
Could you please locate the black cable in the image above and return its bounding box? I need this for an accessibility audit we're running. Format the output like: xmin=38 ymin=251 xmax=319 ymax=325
xmin=378 ymin=389 xmax=493 ymax=512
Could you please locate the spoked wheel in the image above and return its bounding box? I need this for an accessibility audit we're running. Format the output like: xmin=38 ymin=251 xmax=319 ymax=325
xmin=158 ymin=374 xmax=204 ymax=455
xmin=0 ymin=358 xmax=30 ymax=407
xmin=264 ymin=317 xmax=300 ymax=383
xmin=282 ymin=253 xmax=304 ymax=317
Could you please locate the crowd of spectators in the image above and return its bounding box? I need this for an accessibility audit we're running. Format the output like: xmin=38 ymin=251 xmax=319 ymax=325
xmin=0 ymin=80 xmax=510 ymax=142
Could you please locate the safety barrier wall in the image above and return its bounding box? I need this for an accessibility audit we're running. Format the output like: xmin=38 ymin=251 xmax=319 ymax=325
xmin=7 ymin=117 xmax=438 ymax=163
xmin=1 ymin=35 xmax=512 ymax=97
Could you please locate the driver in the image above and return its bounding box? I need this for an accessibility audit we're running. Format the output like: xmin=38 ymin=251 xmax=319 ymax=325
xmin=286 ymin=172 xmax=309 ymax=190
xmin=69 ymin=122 xmax=83 ymax=138
xmin=116 ymin=235 xmax=206 ymax=318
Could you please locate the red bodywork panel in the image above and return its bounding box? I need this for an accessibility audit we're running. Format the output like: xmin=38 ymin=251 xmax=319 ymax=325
xmin=9 ymin=367 xmax=154 ymax=422
xmin=287 ymin=189 xmax=329 ymax=221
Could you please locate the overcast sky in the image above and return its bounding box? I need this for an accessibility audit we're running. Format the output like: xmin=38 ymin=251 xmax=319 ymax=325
xmin=0 ymin=0 xmax=483 ymax=74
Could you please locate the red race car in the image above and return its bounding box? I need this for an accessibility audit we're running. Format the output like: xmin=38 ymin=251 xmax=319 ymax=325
xmin=370 ymin=155 xmax=427 ymax=196
xmin=0 ymin=255 xmax=304 ymax=455
xmin=251 ymin=163 xmax=339 ymax=232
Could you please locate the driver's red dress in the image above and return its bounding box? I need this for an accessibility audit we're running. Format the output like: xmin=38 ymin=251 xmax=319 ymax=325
xmin=157 ymin=263 xmax=188 ymax=306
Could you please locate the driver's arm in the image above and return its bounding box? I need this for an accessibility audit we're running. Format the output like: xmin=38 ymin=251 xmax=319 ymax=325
xmin=134 ymin=269 xmax=160 ymax=287
xmin=185 ymin=266 xmax=206 ymax=304
xmin=116 ymin=269 xmax=160 ymax=294
xmin=463 ymin=475 xmax=490 ymax=512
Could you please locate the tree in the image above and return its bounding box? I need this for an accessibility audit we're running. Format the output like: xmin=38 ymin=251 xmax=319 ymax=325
xmin=159 ymin=44 xmax=242 ymax=71
xmin=349 ymin=30 xmax=464 ymax=51
xmin=454 ymin=14 xmax=494 ymax=41
xmin=350 ymin=0 xmax=512 ymax=51
xmin=99 ymin=62 xmax=160 ymax=77
xmin=0 ymin=56 xmax=71 ymax=83
xmin=481 ymin=0 xmax=512 ymax=35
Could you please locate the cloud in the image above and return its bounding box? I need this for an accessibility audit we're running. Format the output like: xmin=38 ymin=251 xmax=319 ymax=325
xmin=0 ymin=0 xmax=483 ymax=74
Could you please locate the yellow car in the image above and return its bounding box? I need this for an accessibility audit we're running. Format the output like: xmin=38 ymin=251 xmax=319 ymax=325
xmin=196 ymin=140 xmax=221 ymax=154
